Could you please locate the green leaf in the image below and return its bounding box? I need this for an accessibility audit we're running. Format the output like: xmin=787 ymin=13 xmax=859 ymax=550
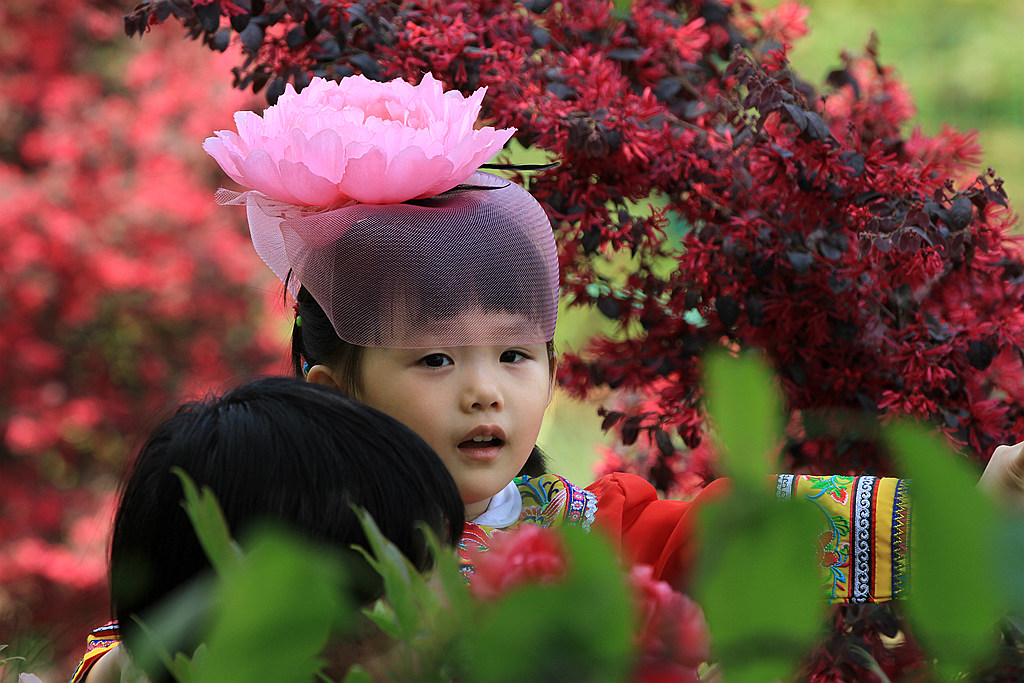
xmin=127 ymin=575 xmax=214 ymax=682
xmin=351 ymin=508 xmax=429 ymax=641
xmin=168 ymin=652 xmax=198 ymax=683
xmin=886 ymin=421 xmax=1001 ymax=678
xmin=702 ymin=350 xmax=784 ymax=490
xmin=420 ymin=521 xmax=471 ymax=619
xmin=996 ymin=514 xmax=1024 ymax=617
xmin=172 ymin=468 xmax=242 ymax=577
xmin=361 ymin=599 xmax=402 ymax=640
xmin=340 ymin=665 xmax=373 ymax=683
xmin=349 ymin=508 xmax=471 ymax=680
xmin=463 ymin=527 xmax=634 ymax=683
xmin=192 ymin=528 xmax=353 ymax=683
xmin=0 ymin=643 xmax=25 ymax=669
xmin=694 ymin=497 xmax=823 ymax=683
xmin=696 ymin=349 xmax=821 ymax=680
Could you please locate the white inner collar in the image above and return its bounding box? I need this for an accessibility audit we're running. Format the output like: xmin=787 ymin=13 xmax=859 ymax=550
xmin=469 ymin=479 xmax=522 ymax=528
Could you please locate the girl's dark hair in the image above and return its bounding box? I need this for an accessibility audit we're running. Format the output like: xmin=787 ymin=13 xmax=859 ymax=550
xmin=291 ymin=285 xmax=553 ymax=476
xmin=110 ymin=376 xmax=464 ymax=668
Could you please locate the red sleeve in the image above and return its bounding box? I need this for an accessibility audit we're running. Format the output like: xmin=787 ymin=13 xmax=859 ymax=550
xmin=586 ymin=473 xmax=730 ymax=590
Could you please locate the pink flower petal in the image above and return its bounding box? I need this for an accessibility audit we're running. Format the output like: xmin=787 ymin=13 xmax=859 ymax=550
xmin=448 ymin=127 xmax=516 ymax=178
xmin=289 ymin=128 xmax=348 ymax=183
xmin=237 ymin=149 xmax=305 ymax=205
xmin=334 ymin=147 xmax=390 ymax=203
xmin=205 ymin=74 xmax=517 ymax=205
xmin=385 ymin=149 xmax=457 ymax=198
xmin=232 ymin=110 xmax=266 ymax=148
xmin=202 ymin=135 xmax=245 ymax=185
xmin=342 ymin=147 xmax=455 ymax=204
xmin=278 ymin=159 xmax=344 ymax=206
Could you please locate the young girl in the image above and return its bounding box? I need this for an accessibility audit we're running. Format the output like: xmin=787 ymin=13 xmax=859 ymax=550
xmin=72 ymin=377 xmax=463 ymax=683
xmin=203 ymin=73 xmax=910 ymax=603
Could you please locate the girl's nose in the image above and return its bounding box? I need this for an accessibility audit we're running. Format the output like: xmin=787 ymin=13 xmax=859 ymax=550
xmin=461 ymin=367 xmax=503 ymax=412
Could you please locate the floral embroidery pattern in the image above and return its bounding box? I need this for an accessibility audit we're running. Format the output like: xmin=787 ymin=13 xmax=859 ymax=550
xmin=782 ymin=475 xmax=907 ymax=604
xmin=805 ymin=475 xmax=855 ymax=506
xmin=458 ymin=475 xmax=596 ymax=577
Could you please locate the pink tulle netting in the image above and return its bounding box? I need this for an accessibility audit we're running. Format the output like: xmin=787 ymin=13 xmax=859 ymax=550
xmin=219 ymin=172 xmax=558 ymax=348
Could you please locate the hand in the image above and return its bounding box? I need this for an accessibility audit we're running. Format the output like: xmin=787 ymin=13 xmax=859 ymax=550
xmin=978 ymin=440 xmax=1024 ymax=509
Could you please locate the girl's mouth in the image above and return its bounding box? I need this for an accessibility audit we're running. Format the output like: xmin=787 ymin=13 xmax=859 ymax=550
xmin=457 ymin=434 xmax=505 ymax=460
xmin=458 ymin=435 xmax=505 ymax=449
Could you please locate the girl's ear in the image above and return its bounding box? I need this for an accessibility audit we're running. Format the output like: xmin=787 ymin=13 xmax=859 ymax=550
xmin=306 ymin=364 xmax=342 ymax=390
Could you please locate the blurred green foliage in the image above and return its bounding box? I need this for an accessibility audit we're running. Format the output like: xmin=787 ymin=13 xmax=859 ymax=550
xmin=697 ymin=351 xmax=825 ymax=682
xmin=887 ymin=423 xmax=1002 ymax=677
xmin=144 ymin=487 xmax=635 ymax=683
xmin=4 ymin=350 xmax=1023 ymax=681
xmin=460 ymin=528 xmax=634 ymax=683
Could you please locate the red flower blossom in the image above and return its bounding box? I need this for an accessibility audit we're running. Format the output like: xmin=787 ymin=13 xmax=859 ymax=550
xmin=467 ymin=525 xmax=568 ymax=600
xmin=754 ymin=0 xmax=809 ymax=47
xmin=629 ymin=565 xmax=711 ymax=668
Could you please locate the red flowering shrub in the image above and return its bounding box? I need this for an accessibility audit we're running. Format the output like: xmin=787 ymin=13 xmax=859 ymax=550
xmin=123 ymin=0 xmax=1023 ymax=478
xmin=0 ymin=0 xmax=283 ymax=671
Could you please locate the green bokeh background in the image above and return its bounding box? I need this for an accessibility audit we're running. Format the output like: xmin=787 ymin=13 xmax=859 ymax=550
xmin=540 ymin=0 xmax=1024 ymax=485
xmin=782 ymin=0 xmax=1024 ymax=204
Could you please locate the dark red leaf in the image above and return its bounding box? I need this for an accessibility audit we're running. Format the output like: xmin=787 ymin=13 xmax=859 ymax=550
xmin=621 ymin=417 xmax=641 ymax=446
xmin=967 ymin=340 xmax=995 ymax=370
xmin=948 ymin=196 xmax=973 ymax=230
xmin=601 ymin=411 xmax=623 ymax=432
xmin=654 ymin=428 xmax=674 ymax=458
xmin=787 ymin=251 xmax=814 ymax=273
xmin=715 ymin=295 xmax=740 ymax=327
xmin=802 ymin=111 xmax=831 ymax=141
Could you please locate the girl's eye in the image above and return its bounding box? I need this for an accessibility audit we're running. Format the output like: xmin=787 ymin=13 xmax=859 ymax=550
xmin=500 ymin=349 xmax=529 ymax=363
xmin=418 ymin=353 xmax=453 ymax=368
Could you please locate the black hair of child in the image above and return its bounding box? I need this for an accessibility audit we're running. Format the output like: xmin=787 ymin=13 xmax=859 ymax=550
xmin=109 ymin=376 xmax=464 ymax=669
xmin=290 ymin=284 xmax=550 ymax=476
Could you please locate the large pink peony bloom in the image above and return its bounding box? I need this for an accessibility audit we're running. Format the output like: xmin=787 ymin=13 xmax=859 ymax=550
xmin=203 ymin=73 xmax=515 ymax=205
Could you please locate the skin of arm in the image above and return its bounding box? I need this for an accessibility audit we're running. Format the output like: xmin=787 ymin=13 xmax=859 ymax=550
xmin=82 ymin=646 xmax=132 ymax=683
xmin=979 ymin=440 xmax=1024 ymax=510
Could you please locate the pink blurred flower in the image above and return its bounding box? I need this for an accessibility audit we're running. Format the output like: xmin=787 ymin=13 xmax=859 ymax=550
xmin=759 ymin=0 xmax=810 ymax=45
xmin=629 ymin=565 xmax=711 ymax=673
xmin=203 ymin=73 xmax=515 ymax=205
xmin=467 ymin=525 xmax=567 ymax=600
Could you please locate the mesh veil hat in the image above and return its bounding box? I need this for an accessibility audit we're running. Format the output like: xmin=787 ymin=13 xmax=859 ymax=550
xmin=219 ymin=171 xmax=559 ymax=348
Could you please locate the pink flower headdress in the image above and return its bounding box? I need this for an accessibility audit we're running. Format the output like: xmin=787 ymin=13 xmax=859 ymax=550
xmin=204 ymin=74 xmax=558 ymax=348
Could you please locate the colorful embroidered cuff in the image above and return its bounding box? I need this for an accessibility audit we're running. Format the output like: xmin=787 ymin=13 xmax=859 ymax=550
xmin=776 ymin=475 xmax=911 ymax=603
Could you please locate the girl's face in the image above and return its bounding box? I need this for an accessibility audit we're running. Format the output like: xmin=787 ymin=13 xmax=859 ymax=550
xmin=353 ymin=314 xmax=554 ymax=520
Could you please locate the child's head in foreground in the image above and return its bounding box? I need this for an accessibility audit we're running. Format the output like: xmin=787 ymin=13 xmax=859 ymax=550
xmin=205 ymin=75 xmax=562 ymax=521
xmin=109 ymin=376 xmax=464 ymax=672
